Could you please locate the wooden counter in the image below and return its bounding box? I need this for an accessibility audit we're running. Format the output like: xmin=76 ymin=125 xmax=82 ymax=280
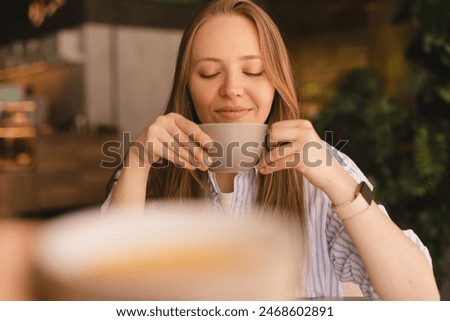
xmin=0 ymin=133 xmax=119 ymax=218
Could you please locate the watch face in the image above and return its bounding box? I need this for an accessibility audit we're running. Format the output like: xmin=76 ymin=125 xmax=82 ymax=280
xmin=360 ymin=181 xmax=373 ymax=204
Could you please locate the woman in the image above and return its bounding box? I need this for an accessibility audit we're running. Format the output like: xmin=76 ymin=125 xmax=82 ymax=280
xmin=103 ymin=0 xmax=439 ymax=300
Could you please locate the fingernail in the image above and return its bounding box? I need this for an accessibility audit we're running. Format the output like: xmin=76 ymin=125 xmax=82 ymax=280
xmin=204 ymin=141 xmax=215 ymax=150
xmin=207 ymin=157 xmax=215 ymax=166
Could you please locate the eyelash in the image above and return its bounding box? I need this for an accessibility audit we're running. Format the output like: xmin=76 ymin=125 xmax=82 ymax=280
xmin=199 ymin=72 xmax=264 ymax=79
xmin=200 ymin=73 xmax=220 ymax=79
xmin=245 ymin=72 xmax=264 ymax=77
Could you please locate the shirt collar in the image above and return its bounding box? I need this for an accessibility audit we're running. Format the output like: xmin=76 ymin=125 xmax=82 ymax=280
xmin=207 ymin=167 xmax=258 ymax=195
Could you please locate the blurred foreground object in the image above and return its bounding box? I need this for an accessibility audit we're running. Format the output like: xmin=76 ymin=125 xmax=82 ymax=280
xmin=0 ymin=220 xmax=39 ymax=300
xmin=34 ymin=202 xmax=302 ymax=300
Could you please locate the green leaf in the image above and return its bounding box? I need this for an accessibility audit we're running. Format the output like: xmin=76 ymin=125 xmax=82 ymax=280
xmin=436 ymin=83 xmax=450 ymax=103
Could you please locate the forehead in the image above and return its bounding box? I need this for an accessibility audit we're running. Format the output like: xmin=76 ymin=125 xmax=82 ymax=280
xmin=191 ymin=14 xmax=261 ymax=60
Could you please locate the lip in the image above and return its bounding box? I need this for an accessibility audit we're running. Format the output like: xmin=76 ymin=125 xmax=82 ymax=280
xmin=215 ymin=107 xmax=253 ymax=120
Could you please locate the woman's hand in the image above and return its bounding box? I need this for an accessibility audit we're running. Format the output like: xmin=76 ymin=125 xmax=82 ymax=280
xmin=109 ymin=113 xmax=212 ymax=211
xmin=258 ymin=119 xmax=343 ymax=194
xmin=130 ymin=113 xmax=213 ymax=171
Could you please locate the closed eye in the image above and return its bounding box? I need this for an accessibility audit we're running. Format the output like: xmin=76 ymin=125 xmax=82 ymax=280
xmin=200 ymin=72 xmax=220 ymax=79
xmin=244 ymin=72 xmax=264 ymax=77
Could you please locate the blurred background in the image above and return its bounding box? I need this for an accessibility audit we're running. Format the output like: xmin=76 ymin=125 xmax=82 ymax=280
xmin=0 ymin=0 xmax=448 ymax=298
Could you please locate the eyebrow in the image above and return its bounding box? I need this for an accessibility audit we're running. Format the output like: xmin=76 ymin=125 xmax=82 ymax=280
xmin=193 ymin=55 xmax=261 ymax=66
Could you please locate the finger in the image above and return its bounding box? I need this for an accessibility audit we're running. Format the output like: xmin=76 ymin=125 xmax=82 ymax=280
xmin=259 ymin=153 xmax=301 ymax=175
xmin=166 ymin=116 xmax=212 ymax=167
xmin=185 ymin=135 xmax=213 ymax=168
xmin=267 ymin=126 xmax=301 ymax=146
xmin=168 ymin=139 xmax=208 ymax=170
xmin=170 ymin=133 xmax=210 ymax=169
xmin=172 ymin=114 xmax=213 ymax=145
xmin=261 ymin=142 xmax=299 ymax=166
xmin=149 ymin=130 xmax=197 ymax=170
xmin=160 ymin=141 xmax=197 ymax=170
xmin=270 ymin=119 xmax=312 ymax=129
xmin=150 ymin=121 xmax=207 ymax=169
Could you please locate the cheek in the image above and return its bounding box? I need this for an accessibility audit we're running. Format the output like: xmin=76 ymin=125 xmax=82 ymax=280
xmin=257 ymin=84 xmax=276 ymax=110
xmin=189 ymin=81 xmax=213 ymax=114
xmin=190 ymin=85 xmax=204 ymax=106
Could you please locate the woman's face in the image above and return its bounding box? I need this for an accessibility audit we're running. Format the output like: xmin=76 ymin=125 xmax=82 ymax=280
xmin=188 ymin=14 xmax=275 ymax=124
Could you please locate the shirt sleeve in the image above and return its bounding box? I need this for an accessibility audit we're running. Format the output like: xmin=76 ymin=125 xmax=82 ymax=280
xmin=325 ymin=146 xmax=433 ymax=300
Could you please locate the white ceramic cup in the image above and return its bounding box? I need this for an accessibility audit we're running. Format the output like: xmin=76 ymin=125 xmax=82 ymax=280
xmin=199 ymin=123 xmax=268 ymax=172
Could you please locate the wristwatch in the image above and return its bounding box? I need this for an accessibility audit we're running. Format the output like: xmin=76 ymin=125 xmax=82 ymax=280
xmin=332 ymin=181 xmax=374 ymax=220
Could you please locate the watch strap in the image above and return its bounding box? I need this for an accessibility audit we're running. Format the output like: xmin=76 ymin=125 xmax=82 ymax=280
xmin=332 ymin=182 xmax=373 ymax=220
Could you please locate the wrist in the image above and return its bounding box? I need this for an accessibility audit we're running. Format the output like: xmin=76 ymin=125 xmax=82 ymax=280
xmin=321 ymin=161 xmax=358 ymax=206
xmin=327 ymin=179 xmax=358 ymax=208
xmin=124 ymin=149 xmax=152 ymax=172
xmin=332 ymin=181 xmax=374 ymax=220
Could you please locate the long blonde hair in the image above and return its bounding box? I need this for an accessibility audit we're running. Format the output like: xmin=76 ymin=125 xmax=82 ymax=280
xmin=109 ymin=0 xmax=306 ymax=231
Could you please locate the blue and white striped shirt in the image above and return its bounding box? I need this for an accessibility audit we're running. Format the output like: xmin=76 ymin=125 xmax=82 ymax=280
xmin=204 ymin=149 xmax=432 ymax=300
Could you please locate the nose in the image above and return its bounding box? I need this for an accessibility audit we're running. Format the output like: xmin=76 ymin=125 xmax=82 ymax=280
xmin=219 ymin=73 xmax=244 ymax=98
